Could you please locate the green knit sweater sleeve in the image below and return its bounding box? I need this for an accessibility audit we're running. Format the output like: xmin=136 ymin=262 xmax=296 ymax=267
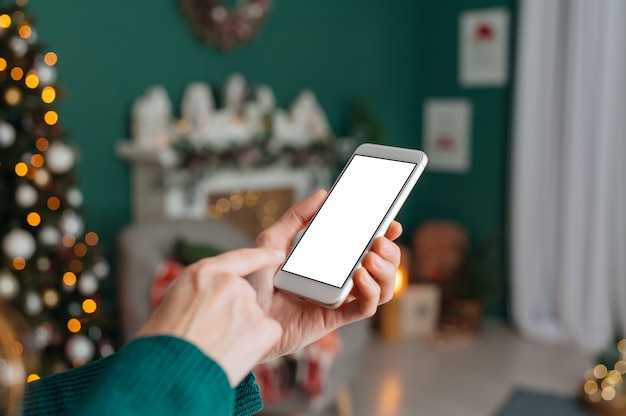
xmin=20 ymin=336 xmax=264 ymax=416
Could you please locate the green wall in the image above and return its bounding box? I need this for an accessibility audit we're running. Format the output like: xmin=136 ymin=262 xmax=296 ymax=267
xmin=411 ymin=0 xmax=516 ymax=316
xmin=27 ymin=0 xmax=422 ymax=245
xmin=28 ymin=0 xmax=514 ymax=316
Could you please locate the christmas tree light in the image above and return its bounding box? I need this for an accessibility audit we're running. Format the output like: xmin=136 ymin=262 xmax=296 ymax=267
xmin=0 ymin=0 xmax=113 ymax=376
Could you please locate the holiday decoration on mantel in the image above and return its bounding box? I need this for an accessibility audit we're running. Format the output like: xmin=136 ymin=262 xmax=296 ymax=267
xmin=178 ymin=0 xmax=271 ymax=51
xmin=129 ymin=73 xmax=354 ymax=192
xmin=0 ymin=1 xmax=114 ymax=377
xmin=580 ymin=339 xmax=626 ymax=415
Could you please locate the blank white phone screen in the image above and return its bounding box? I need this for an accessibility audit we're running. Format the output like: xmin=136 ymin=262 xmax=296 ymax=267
xmin=281 ymin=155 xmax=416 ymax=288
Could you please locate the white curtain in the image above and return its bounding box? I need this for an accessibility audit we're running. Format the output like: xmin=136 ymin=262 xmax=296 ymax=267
xmin=511 ymin=0 xmax=626 ymax=352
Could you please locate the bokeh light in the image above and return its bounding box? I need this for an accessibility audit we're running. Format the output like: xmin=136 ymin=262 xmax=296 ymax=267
xmin=41 ymin=86 xmax=55 ymax=103
xmin=36 ymin=137 xmax=49 ymax=152
xmin=12 ymin=257 xmax=26 ymax=270
xmin=85 ymin=231 xmax=99 ymax=246
xmin=15 ymin=162 xmax=28 ymax=176
xmin=44 ymin=52 xmax=57 ymax=66
xmin=62 ymin=234 xmax=75 ymax=248
xmin=67 ymin=318 xmax=81 ymax=333
xmin=73 ymin=243 xmax=87 ymax=257
xmin=62 ymin=271 xmax=77 ymax=287
xmin=5 ymin=87 xmax=22 ymax=105
xmin=47 ymin=196 xmax=60 ymax=211
xmin=10 ymin=67 xmax=23 ymax=81
xmin=25 ymin=73 xmax=39 ymax=89
xmin=18 ymin=24 xmax=31 ymax=39
xmin=44 ymin=111 xmax=58 ymax=125
xmin=26 ymin=211 xmax=41 ymax=226
xmin=0 ymin=14 xmax=11 ymax=29
xmin=82 ymin=299 xmax=97 ymax=314
xmin=30 ymin=154 xmax=44 ymax=168
xmin=26 ymin=374 xmax=40 ymax=383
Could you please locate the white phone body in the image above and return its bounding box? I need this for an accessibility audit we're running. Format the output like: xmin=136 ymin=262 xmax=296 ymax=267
xmin=273 ymin=143 xmax=428 ymax=308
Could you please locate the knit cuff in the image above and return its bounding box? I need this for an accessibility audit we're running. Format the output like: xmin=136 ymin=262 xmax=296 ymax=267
xmin=71 ymin=335 xmax=234 ymax=415
xmin=234 ymin=372 xmax=264 ymax=416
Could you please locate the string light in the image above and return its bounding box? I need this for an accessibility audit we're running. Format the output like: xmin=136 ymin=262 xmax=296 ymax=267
xmin=73 ymin=243 xmax=87 ymax=257
xmin=26 ymin=374 xmax=40 ymax=383
xmin=47 ymin=196 xmax=60 ymax=210
xmin=0 ymin=14 xmax=11 ymax=29
xmin=584 ymin=380 xmax=598 ymax=395
xmin=33 ymin=169 xmax=49 ymax=187
xmin=606 ymin=370 xmax=622 ymax=385
xmin=10 ymin=67 xmax=23 ymax=81
xmin=26 ymin=211 xmax=41 ymax=226
xmin=12 ymin=257 xmax=25 ymax=270
xmin=601 ymin=386 xmax=616 ymax=401
xmin=82 ymin=299 xmax=97 ymax=314
xmin=44 ymin=111 xmax=58 ymax=125
xmin=12 ymin=11 xmax=24 ymax=22
xmin=41 ymin=86 xmax=55 ymax=103
xmin=0 ymin=58 xmax=6 ymax=71
xmin=42 ymin=289 xmax=59 ymax=308
xmin=25 ymin=73 xmax=39 ymax=89
xmin=15 ymin=162 xmax=28 ymax=176
xmin=5 ymin=86 xmax=22 ymax=105
xmin=43 ymin=52 xmax=57 ymax=66
xmin=216 ymin=197 xmax=230 ymax=213
xmin=18 ymin=24 xmax=31 ymax=39
xmin=62 ymin=271 xmax=77 ymax=287
xmin=594 ymin=364 xmax=608 ymax=379
xmin=245 ymin=190 xmax=260 ymax=207
xmin=230 ymin=192 xmax=244 ymax=210
xmin=85 ymin=231 xmax=99 ymax=246
xmin=67 ymin=318 xmax=81 ymax=333
xmin=35 ymin=137 xmax=48 ymax=151
xmin=62 ymin=234 xmax=75 ymax=248
xmin=30 ymin=153 xmax=44 ymax=167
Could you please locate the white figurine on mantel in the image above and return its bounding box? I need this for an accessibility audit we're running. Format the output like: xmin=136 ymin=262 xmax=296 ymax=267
xmin=206 ymin=73 xmax=259 ymax=149
xmin=272 ymin=90 xmax=331 ymax=148
xmin=241 ymin=84 xmax=276 ymax=137
xmin=223 ymin=73 xmax=247 ymax=113
xmin=181 ymin=82 xmax=215 ymax=145
xmin=131 ymin=86 xmax=173 ymax=149
xmin=255 ymin=85 xmax=276 ymax=115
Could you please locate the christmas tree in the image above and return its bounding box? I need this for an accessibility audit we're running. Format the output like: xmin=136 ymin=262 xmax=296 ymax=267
xmin=0 ymin=0 xmax=113 ymax=377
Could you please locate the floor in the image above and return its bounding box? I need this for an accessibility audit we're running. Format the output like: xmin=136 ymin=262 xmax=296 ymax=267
xmin=324 ymin=320 xmax=593 ymax=416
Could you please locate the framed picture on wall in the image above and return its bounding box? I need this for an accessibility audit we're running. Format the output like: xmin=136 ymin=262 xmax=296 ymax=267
xmin=422 ymin=99 xmax=472 ymax=173
xmin=459 ymin=8 xmax=510 ymax=87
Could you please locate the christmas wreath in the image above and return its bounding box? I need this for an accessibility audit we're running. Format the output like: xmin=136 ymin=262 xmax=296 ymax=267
xmin=178 ymin=0 xmax=271 ymax=51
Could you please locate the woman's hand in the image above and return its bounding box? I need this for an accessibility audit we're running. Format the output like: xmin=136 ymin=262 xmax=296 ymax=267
xmin=137 ymin=247 xmax=285 ymax=387
xmin=246 ymin=190 xmax=402 ymax=362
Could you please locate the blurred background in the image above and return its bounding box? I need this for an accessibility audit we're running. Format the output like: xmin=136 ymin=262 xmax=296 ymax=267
xmin=1 ymin=0 xmax=625 ymax=415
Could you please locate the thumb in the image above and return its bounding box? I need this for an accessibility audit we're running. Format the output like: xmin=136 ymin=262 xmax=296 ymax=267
xmin=256 ymin=189 xmax=327 ymax=250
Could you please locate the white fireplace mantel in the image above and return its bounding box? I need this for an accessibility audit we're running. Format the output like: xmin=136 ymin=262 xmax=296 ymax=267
xmin=116 ymin=141 xmax=331 ymax=223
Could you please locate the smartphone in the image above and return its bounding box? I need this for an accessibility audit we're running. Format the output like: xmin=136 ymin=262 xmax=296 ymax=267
xmin=273 ymin=143 xmax=428 ymax=308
